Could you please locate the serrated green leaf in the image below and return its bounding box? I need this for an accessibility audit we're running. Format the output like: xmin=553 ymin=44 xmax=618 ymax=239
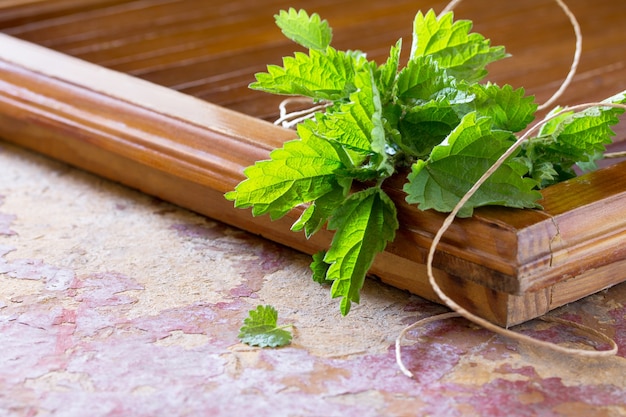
xmin=404 ymin=112 xmax=542 ymax=217
xmin=239 ymin=305 xmax=292 ymax=348
xmin=397 ymin=101 xmax=461 ymax=157
xmin=395 ymin=55 xmax=453 ymax=103
xmin=226 ymin=127 xmax=350 ymax=220
xmin=522 ymin=91 xmax=626 ymax=186
xmin=550 ymin=109 xmax=620 ymax=161
xmin=275 ymin=8 xmax=332 ymax=51
xmin=376 ymin=38 xmax=402 ymax=99
xmin=549 ymin=94 xmax=625 ymax=162
xmin=291 ymin=184 xmax=347 ymax=237
xmin=324 ymin=188 xmax=398 ymax=315
xmin=461 ymin=83 xmax=537 ymax=132
xmin=410 ymin=10 xmax=507 ymax=83
xmin=250 ymin=47 xmax=358 ymax=101
xmin=311 ymin=251 xmax=332 ymax=284
xmin=313 ymin=69 xmax=376 ymax=154
xmin=312 ymin=66 xmax=393 ymax=175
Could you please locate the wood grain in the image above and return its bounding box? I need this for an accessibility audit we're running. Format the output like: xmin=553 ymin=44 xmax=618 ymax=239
xmin=0 ymin=0 xmax=625 ymax=326
xmin=3 ymin=0 xmax=625 ymax=122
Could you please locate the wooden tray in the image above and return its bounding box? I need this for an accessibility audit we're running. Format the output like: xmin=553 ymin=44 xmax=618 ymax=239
xmin=1 ymin=0 xmax=625 ymax=326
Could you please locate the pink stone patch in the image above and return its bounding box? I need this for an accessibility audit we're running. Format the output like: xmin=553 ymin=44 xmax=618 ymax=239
xmin=1 ymin=192 xmax=624 ymax=415
xmin=0 ymin=254 xmax=75 ymax=291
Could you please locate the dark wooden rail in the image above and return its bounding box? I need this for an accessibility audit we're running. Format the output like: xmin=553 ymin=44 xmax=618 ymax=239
xmin=2 ymin=0 xmax=625 ymax=123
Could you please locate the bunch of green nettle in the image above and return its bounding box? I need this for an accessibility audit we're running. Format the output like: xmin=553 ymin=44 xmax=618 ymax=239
xmin=228 ymin=8 xmax=625 ymax=347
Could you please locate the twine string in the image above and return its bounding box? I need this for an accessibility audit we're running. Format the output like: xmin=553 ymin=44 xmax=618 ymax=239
xmin=274 ymin=97 xmax=330 ymax=129
xmin=396 ymin=0 xmax=621 ymax=379
xmin=438 ymin=0 xmax=582 ymax=112
xmin=396 ymin=102 xmax=626 ymax=378
xmin=266 ymin=0 xmax=623 ymax=377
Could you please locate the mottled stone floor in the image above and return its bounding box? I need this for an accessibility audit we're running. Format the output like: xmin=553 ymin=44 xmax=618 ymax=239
xmin=1 ymin=141 xmax=625 ymax=417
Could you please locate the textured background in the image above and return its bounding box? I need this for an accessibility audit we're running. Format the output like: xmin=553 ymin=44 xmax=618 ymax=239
xmin=1 ymin=141 xmax=625 ymax=416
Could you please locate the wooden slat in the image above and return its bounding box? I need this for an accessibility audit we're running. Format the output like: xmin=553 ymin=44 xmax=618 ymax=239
xmin=4 ymin=0 xmax=625 ymax=122
xmin=0 ymin=0 xmax=128 ymax=28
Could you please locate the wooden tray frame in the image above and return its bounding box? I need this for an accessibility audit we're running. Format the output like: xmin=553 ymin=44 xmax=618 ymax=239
xmin=1 ymin=33 xmax=626 ymax=327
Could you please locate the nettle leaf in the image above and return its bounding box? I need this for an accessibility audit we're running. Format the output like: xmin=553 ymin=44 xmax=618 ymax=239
xmin=404 ymin=112 xmax=542 ymax=217
xmin=395 ymin=55 xmax=453 ymax=103
xmin=397 ymin=101 xmax=461 ymax=157
xmin=291 ymin=184 xmax=347 ymax=237
xmin=523 ymin=91 xmax=626 ymax=185
xmin=548 ymin=93 xmax=625 ymax=162
xmin=551 ymin=109 xmax=621 ymax=161
xmin=225 ymin=126 xmax=350 ymax=220
xmin=314 ymin=70 xmax=376 ymax=154
xmin=239 ymin=305 xmax=292 ymax=348
xmin=314 ymin=66 xmax=393 ymax=175
xmin=275 ymin=8 xmax=332 ymax=51
xmin=463 ymin=83 xmax=537 ymax=132
xmin=324 ymin=188 xmax=398 ymax=315
xmin=376 ymin=38 xmax=403 ymax=99
xmin=250 ymin=47 xmax=358 ymax=101
xmin=311 ymin=251 xmax=332 ymax=284
xmin=410 ymin=10 xmax=507 ymax=83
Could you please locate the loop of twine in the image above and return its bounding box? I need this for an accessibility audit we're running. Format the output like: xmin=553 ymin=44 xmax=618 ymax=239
xmin=395 ymin=313 xmax=619 ymax=378
xmin=274 ymin=97 xmax=330 ymax=129
xmin=440 ymin=0 xmax=582 ymax=112
xmin=604 ymin=150 xmax=626 ymax=159
xmin=535 ymin=0 xmax=582 ymax=111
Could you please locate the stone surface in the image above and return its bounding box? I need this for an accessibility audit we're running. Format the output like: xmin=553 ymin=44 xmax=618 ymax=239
xmin=0 ymin=142 xmax=625 ymax=417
